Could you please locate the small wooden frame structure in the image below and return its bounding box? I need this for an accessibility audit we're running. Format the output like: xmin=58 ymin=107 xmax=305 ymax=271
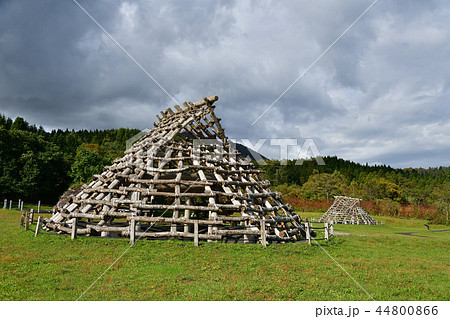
xmin=319 ymin=196 xmax=377 ymax=225
xmin=42 ymin=95 xmax=308 ymax=245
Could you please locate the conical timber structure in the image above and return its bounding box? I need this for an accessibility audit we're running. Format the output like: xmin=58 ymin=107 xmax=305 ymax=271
xmin=44 ymin=95 xmax=306 ymax=244
xmin=319 ymin=196 xmax=377 ymax=225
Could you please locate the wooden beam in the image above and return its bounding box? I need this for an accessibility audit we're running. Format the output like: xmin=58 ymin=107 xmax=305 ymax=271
xmin=34 ymin=216 xmax=42 ymax=237
xmin=71 ymin=218 xmax=78 ymax=240
xmin=194 ymin=220 xmax=199 ymax=246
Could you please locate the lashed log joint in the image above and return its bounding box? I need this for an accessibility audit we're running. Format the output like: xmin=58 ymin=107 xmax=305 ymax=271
xmin=43 ymin=95 xmax=308 ymax=245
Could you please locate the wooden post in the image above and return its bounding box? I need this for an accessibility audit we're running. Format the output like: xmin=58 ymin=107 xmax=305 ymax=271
xmin=305 ymin=222 xmax=311 ymax=245
xmin=260 ymin=219 xmax=267 ymax=247
xmin=130 ymin=218 xmax=136 ymax=245
xmin=24 ymin=212 xmax=30 ymax=231
xmin=194 ymin=220 xmax=199 ymax=246
xmin=330 ymin=222 xmax=334 ymax=236
xmin=37 ymin=201 xmax=41 ymax=213
xmin=9 ymin=200 xmax=12 ymax=210
xmin=207 ymin=211 xmax=213 ymax=242
xmin=18 ymin=199 xmax=21 ymax=209
xmin=184 ymin=198 xmax=191 ymax=233
xmin=3 ymin=199 xmax=6 ymax=209
xmin=34 ymin=216 xmax=42 ymax=237
xmin=20 ymin=201 xmax=23 ymax=211
xmin=71 ymin=218 xmax=78 ymax=240
xmin=324 ymin=222 xmax=329 ymax=241
xmin=29 ymin=209 xmax=34 ymax=224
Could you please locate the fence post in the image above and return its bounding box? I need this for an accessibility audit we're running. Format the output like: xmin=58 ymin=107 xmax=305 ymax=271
xmin=37 ymin=201 xmax=41 ymax=213
xmin=34 ymin=216 xmax=42 ymax=237
xmin=29 ymin=209 xmax=34 ymax=224
xmin=324 ymin=222 xmax=329 ymax=241
xmin=194 ymin=220 xmax=199 ymax=246
xmin=330 ymin=222 xmax=334 ymax=236
xmin=71 ymin=218 xmax=78 ymax=240
xmin=9 ymin=200 xmax=12 ymax=210
xmin=305 ymin=222 xmax=311 ymax=245
xmin=3 ymin=199 xmax=6 ymax=209
xmin=18 ymin=199 xmax=21 ymax=209
xmin=260 ymin=219 xmax=267 ymax=247
xmin=24 ymin=212 xmax=30 ymax=231
xmin=20 ymin=201 xmax=24 ymax=211
xmin=130 ymin=218 xmax=136 ymax=245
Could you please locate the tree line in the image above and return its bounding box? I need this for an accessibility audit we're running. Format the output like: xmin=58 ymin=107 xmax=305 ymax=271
xmin=258 ymin=158 xmax=449 ymax=223
xmin=0 ymin=114 xmax=139 ymax=203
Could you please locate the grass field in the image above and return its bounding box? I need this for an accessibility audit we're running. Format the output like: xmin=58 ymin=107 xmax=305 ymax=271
xmin=0 ymin=209 xmax=448 ymax=301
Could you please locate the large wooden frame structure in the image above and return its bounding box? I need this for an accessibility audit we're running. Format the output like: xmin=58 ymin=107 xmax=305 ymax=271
xmin=43 ymin=96 xmax=307 ymax=245
xmin=319 ymin=196 xmax=377 ymax=225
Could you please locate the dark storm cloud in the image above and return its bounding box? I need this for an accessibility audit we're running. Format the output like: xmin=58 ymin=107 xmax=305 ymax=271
xmin=0 ymin=0 xmax=449 ymax=167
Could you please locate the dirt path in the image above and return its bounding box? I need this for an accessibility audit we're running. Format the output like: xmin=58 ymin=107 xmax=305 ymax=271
xmin=396 ymin=229 xmax=449 ymax=238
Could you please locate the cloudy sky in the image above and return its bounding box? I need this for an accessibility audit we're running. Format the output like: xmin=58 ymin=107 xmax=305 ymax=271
xmin=1 ymin=0 xmax=449 ymax=168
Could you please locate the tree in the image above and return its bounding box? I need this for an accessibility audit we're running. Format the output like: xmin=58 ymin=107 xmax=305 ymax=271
xmin=11 ymin=117 xmax=29 ymax=131
xmin=301 ymin=171 xmax=346 ymax=202
xmin=361 ymin=175 xmax=402 ymax=201
xmin=70 ymin=148 xmax=111 ymax=184
xmin=431 ymin=183 xmax=450 ymax=223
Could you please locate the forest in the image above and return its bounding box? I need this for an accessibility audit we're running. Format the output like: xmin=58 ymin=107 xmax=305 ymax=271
xmin=1 ymin=114 xmax=449 ymax=223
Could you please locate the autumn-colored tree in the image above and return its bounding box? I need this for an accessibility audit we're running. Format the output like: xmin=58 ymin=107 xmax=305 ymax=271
xmin=361 ymin=175 xmax=402 ymax=201
xmin=301 ymin=171 xmax=346 ymax=203
xmin=431 ymin=183 xmax=450 ymax=223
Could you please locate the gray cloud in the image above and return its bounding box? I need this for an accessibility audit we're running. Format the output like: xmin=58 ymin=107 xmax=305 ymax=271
xmin=0 ymin=0 xmax=449 ymax=168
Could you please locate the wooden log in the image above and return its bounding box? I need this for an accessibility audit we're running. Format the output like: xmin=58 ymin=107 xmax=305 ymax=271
xmin=74 ymin=199 xmax=234 ymax=212
xmin=34 ymin=216 xmax=42 ymax=237
xmin=133 ymin=230 xmax=220 ymax=240
xmin=61 ymin=212 xmax=103 ymax=220
xmin=128 ymin=216 xmax=223 ymax=225
xmin=86 ymin=225 xmax=129 ymax=232
xmin=251 ymin=215 xmax=300 ymax=224
xmin=194 ymin=220 xmax=199 ymax=246
xmin=305 ymin=222 xmax=311 ymax=245
xmin=214 ymin=229 xmax=260 ymax=235
xmin=44 ymin=222 xmax=90 ymax=235
xmin=218 ymin=216 xmax=252 ymax=222
xmin=71 ymin=218 xmax=78 ymax=240
xmin=266 ymin=235 xmax=295 ymax=242
xmin=261 ymin=220 xmax=267 ymax=247
xmin=130 ymin=218 xmax=136 ymax=245
xmin=184 ymin=198 xmax=191 ymax=233
xmin=192 ymin=95 xmax=218 ymax=107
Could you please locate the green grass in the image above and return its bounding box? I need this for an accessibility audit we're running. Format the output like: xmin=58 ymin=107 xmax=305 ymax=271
xmin=0 ymin=209 xmax=448 ymax=301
